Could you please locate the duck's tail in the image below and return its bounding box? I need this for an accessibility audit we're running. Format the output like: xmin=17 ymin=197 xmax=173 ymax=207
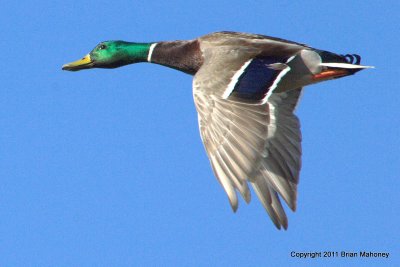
xmin=312 ymin=51 xmax=374 ymax=81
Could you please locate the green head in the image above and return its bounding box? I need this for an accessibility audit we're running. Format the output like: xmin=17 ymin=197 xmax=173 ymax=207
xmin=62 ymin=41 xmax=152 ymax=71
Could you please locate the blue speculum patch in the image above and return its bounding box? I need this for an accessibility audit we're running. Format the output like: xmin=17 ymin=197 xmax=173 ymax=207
xmin=231 ymin=57 xmax=287 ymax=101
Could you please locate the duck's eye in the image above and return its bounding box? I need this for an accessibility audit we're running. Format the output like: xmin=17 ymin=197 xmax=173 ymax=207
xmin=99 ymin=44 xmax=107 ymax=50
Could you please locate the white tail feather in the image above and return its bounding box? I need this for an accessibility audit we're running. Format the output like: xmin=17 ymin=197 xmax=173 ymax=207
xmin=320 ymin=63 xmax=374 ymax=69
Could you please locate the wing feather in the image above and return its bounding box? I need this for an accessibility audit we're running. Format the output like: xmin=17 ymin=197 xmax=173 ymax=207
xmin=193 ymin=39 xmax=303 ymax=229
xmin=216 ymin=149 xmax=251 ymax=203
xmin=210 ymin=152 xmax=238 ymax=210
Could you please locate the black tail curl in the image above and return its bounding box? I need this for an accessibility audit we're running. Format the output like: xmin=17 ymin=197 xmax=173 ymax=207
xmin=341 ymin=54 xmax=361 ymax=65
xmin=316 ymin=50 xmax=362 ymax=65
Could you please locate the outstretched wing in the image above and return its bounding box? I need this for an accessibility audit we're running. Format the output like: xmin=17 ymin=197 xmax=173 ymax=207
xmin=193 ymin=43 xmax=303 ymax=229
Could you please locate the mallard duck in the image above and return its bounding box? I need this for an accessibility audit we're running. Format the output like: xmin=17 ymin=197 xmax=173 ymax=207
xmin=62 ymin=31 xmax=372 ymax=229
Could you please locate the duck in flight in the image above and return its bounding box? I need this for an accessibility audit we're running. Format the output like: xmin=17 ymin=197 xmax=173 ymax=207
xmin=63 ymin=31 xmax=372 ymax=229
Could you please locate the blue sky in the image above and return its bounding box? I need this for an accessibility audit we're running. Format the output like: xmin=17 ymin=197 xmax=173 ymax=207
xmin=1 ymin=1 xmax=399 ymax=266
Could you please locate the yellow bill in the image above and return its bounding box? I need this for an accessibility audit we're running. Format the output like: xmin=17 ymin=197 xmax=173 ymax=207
xmin=62 ymin=54 xmax=93 ymax=71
